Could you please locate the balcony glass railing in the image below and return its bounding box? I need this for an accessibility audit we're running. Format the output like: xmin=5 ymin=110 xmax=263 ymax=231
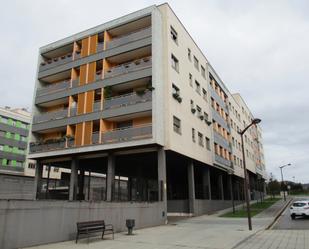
xmin=104 ymin=90 xmax=152 ymax=110
xmin=30 ymin=140 xmax=67 ymax=153
xmin=102 ymin=124 xmax=152 ymax=144
xmin=105 ymin=56 xmax=151 ymax=79
xmin=39 ymin=53 xmax=73 ymax=71
xmin=93 ymin=101 xmax=101 ymax=112
xmin=97 ymin=42 xmax=104 ymax=52
xmin=92 ymin=132 xmax=100 ymax=144
xmin=213 ymin=132 xmax=231 ymax=150
xmin=215 ymin=154 xmax=232 ymax=168
xmin=29 ymin=125 xmax=152 ymax=153
xmin=36 ymin=80 xmax=70 ymax=96
xmin=33 ymin=109 xmax=68 ymax=124
xmin=106 ymin=27 xmax=151 ymax=50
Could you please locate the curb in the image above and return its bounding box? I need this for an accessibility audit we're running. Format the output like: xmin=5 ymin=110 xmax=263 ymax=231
xmin=231 ymin=198 xmax=292 ymax=249
xmin=266 ymin=198 xmax=293 ymax=230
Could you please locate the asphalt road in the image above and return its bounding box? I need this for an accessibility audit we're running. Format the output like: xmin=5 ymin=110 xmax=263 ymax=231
xmin=273 ymin=196 xmax=309 ymax=230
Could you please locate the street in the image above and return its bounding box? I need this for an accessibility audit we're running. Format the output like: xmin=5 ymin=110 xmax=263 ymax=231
xmin=273 ymin=196 xmax=309 ymax=230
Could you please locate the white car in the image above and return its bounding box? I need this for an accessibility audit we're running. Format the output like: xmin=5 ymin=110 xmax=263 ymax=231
xmin=290 ymin=200 xmax=309 ymax=219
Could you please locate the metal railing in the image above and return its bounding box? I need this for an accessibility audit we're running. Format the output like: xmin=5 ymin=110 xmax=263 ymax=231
xmin=105 ymin=56 xmax=151 ymax=79
xmin=36 ymin=80 xmax=70 ymax=96
xmin=104 ymin=90 xmax=152 ymax=110
xmin=33 ymin=109 xmax=68 ymax=124
xmin=39 ymin=53 xmax=73 ymax=71
xmin=102 ymin=124 xmax=152 ymax=144
xmin=105 ymin=27 xmax=151 ymax=50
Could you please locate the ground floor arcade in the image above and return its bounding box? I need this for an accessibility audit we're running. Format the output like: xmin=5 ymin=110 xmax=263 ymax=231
xmin=33 ymin=148 xmax=265 ymax=216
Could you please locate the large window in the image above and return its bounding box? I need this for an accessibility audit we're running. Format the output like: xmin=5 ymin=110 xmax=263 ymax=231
xmin=173 ymin=116 xmax=181 ymax=134
xmin=188 ymin=48 xmax=192 ymax=61
xmin=195 ymin=80 xmax=201 ymax=95
xmin=171 ymin=54 xmax=179 ymax=72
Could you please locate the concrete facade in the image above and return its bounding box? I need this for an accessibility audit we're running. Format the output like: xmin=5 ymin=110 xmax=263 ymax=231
xmin=0 ymin=3 xmax=267 ymax=249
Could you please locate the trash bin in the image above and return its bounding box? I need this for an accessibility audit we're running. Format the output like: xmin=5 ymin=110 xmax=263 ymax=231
xmin=126 ymin=219 xmax=135 ymax=235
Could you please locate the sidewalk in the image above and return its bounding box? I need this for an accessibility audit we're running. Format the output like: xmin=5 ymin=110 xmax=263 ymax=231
xmin=25 ymin=199 xmax=288 ymax=249
xmin=234 ymin=230 xmax=309 ymax=249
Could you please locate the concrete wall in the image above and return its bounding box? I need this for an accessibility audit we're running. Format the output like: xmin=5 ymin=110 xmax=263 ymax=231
xmin=0 ymin=174 xmax=35 ymax=200
xmin=0 ymin=200 xmax=165 ymax=249
xmin=195 ymin=199 xmax=243 ymax=216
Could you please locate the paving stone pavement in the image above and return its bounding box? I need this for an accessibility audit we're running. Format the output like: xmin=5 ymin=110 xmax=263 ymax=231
xmin=234 ymin=230 xmax=309 ymax=249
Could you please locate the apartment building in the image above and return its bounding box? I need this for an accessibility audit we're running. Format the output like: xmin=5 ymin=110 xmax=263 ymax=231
xmin=28 ymin=4 xmax=266 ymax=218
xmin=0 ymin=107 xmax=30 ymax=174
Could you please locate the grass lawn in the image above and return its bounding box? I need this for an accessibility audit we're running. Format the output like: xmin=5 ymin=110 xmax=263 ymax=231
xmin=220 ymin=197 xmax=281 ymax=218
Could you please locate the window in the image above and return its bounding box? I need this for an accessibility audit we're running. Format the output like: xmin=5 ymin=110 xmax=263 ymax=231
xmin=234 ymin=156 xmax=237 ymax=165
xmin=28 ymin=163 xmax=35 ymax=169
xmin=173 ymin=116 xmax=181 ymax=134
xmin=201 ymin=66 xmax=206 ymax=78
xmin=189 ymin=73 xmax=193 ymax=86
xmin=196 ymin=105 xmax=202 ymax=116
xmin=232 ymin=137 xmax=235 ymax=146
xmin=202 ymin=88 xmax=207 ymax=100
xmin=172 ymin=84 xmax=180 ymax=95
xmin=192 ymin=128 xmax=196 ymax=142
xmin=188 ymin=48 xmax=191 ymax=61
xmin=204 ymin=112 xmax=209 ymax=121
xmin=171 ymin=54 xmax=179 ymax=72
xmin=195 ymin=81 xmax=201 ymax=94
xmin=206 ymin=137 xmax=211 ymax=150
xmin=170 ymin=26 xmax=178 ymax=44
xmin=198 ymin=132 xmax=203 ymax=146
xmin=54 ymin=167 xmax=59 ymax=172
xmin=193 ymin=56 xmax=199 ymax=70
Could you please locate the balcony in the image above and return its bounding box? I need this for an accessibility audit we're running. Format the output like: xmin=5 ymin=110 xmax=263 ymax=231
xmin=106 ymin=27 xmax=151 ymax=50
xmin=0 ymin=133 xmax=27 ymax=149
xmin=0 ymin=164 xmax=24 ymax=173
xmin=213 ymin=132 xmax=231 ymax=150
xmin=104 ymin=91 xmax=151 ymax=110
xmin=92 ymin=132 xmax=100 ymax=144
xmin=30 ymin=139 xmax=67 ymax=153
xmin=33 ymin=109 xmax=68 ymax=124
xmin=93 ymin=101 xmax=101 ymax=112
xmin=105 ymin=56 xmax=151 ymax=79
xmin=29 ymin=125 xmax=152 ymax=154
xmin=36 ymin=80 xmax=71 ymax=97
xmin=102 ymin=124 xmax=152 ymax=144
xmin=97 ymin=42 xmax=104 ymax=52
xmin=209 ymin=87 xmax=228 ymax=112
xmin=39 ymin=53 xmax=73 ymax=71
xmin=211 ymin=108 xmax=229 ymax=131
xmin=215 ymin=154 xmax=232 ymax=168
xmin=71 ymin=78 xmax=80 ymax=88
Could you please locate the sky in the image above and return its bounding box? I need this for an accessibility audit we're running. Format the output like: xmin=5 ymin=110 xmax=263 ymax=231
xmin=0 ymin=0 xmax=308 ymax=182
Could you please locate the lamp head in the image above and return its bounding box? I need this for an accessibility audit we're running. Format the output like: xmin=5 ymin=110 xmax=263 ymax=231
xmin=252 ymin=118 xmax=261 ymax=125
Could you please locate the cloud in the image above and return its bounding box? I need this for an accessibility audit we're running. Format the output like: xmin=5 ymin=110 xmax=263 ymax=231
xmin=1 ymin=0 xmax=308 ymax=182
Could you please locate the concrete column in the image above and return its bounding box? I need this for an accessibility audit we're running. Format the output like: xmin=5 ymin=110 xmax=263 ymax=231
xmin=158 ymin=148 xmax=167 ymax=219
xmin=106 ymin=153 xmax=115 ymax=202
xmin=33 ymin=161 xmax=43 ymax=200
xmin=219 ymin=174 xmax=224 ymax=200
xmin=202 ymin=167 xmax=211 ymax=200
xmin=69 ymin=158 xmax=78 ymax=201
xmin=78 ymin=169 xmax=85 ymax=200
xmin=187 ymin=160 xmax=196 ymax=215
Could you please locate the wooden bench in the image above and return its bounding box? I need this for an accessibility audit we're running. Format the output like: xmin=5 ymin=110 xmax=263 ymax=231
xmin=76 ymin=220 xmax=114 ymax=243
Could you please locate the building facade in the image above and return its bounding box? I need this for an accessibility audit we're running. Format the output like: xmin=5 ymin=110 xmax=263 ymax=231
xmin=0 ymin=107 xmax=30 ymax=174
xmin=28 ymin=4 xmax=266 ymax=217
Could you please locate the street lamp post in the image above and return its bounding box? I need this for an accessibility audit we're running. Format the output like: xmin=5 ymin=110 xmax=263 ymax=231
xmin=279 ymin=163 xmax=292 ymax=201
xmin=239 ymin=118 xmax=261 ymax=231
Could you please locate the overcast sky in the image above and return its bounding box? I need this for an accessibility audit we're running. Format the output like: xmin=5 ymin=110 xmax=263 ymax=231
xmin=1 ymin=0 xmax=308 ymax=182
